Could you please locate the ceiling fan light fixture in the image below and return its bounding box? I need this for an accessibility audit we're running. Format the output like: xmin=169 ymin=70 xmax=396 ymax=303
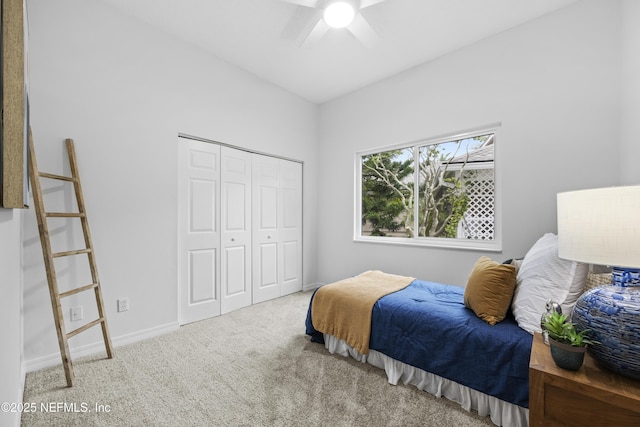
xmin=324 ymin=2 xmax=355 ymax=28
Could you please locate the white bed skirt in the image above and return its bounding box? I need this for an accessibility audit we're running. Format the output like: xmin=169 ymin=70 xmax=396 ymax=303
xmin=324 ymin=334 xmax=529 ymax=427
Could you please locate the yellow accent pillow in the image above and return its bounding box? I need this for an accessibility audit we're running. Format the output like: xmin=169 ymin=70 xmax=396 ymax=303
xmin=464 ymin=256 xmax=517 ymax=325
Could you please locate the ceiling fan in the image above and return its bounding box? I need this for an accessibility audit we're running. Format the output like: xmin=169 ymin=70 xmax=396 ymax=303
xmin=280 ymin=0 xmax=387 ymax=48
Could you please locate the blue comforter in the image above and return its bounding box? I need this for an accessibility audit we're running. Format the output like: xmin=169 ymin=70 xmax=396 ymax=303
xmin=306 ymin=279 xmax=532 ymax=408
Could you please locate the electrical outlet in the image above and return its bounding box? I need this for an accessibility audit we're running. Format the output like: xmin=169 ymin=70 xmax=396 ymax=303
xmin=70 ymin=306 xmax=83 ymax=322
xmin=117 ymin=298 xmax=129 ymax=312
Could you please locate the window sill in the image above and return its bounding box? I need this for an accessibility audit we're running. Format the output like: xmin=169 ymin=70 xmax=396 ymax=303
xmin=353 ymin=235 xmax=502 ymax=252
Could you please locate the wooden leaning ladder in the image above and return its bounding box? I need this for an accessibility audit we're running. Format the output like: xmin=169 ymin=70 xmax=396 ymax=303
xmin=28 ymin=132 xmax=114 ymax=387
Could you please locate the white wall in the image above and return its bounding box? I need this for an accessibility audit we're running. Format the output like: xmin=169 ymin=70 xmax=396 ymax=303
xmin=620 ymin=0 xmax=640 ymax=184
xmin=0 ymin=210 xmax=23 ymax=427
xmin=23 ymin=0 xmax=318 ymax=368
xmin=317 ymin=0 xmax=622 ymax=287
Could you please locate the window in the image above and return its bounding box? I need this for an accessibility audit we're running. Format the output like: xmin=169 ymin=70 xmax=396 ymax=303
xmin=356 ymin=126 xmax=501 ymax=251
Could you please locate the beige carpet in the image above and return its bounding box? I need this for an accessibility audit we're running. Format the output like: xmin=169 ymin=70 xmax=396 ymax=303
xmin=21 ymin=291 xmax=494 ymax=427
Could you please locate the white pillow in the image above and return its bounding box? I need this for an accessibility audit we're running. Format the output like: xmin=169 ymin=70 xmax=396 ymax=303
xmin=511 ymin=233 xmax=588 ymax=334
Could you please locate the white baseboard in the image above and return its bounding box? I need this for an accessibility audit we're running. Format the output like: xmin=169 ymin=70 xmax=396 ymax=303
xmin=20 ymin=360 xmax=26 ymax=396
xmin=10 ymin=362 xmax=27 ymax=427
xmin=24 ymin=321 xmax=180 ymax=373
xmin=303 ymin=282 xmax=323 ymax=292
xmin=110 ymin=321 xmax=179 ymax=349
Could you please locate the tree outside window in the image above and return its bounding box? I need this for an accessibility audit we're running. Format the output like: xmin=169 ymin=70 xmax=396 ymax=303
xmin=357 ymin=129 xmax=498 ymax=250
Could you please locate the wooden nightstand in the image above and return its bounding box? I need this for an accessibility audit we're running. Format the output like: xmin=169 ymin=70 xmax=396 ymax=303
xmin=529 ymin=332 xmax=640 ymax=426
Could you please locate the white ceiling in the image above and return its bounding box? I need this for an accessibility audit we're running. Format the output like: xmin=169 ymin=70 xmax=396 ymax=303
xmin=97 ymin=0 xmax=579 ymax=104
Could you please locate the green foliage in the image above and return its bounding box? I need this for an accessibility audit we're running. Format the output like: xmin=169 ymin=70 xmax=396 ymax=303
xmin=542 ymin=312 xmax=599 ymax=347
xmin=442 ymin=179 xmax=469 ymax=238
xmin=361 ymin=150 xmax=414 ymax=236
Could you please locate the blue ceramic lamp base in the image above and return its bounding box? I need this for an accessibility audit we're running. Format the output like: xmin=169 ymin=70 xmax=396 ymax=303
xmin=572 ymin=267 xmax=640 ymax=380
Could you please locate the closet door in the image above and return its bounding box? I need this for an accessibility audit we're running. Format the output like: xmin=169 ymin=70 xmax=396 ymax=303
xmin=279 ymin=160 xmax=303 ymax=296
xmin=178 ymin=138 xmax=221 ymax=325
xmin=220 ymin=146 xmax=252 ymax=314
xmin=252 ymin=156 xmax=303 ymax=303
xmin=252 ymin=155 xmax=280 ymax=303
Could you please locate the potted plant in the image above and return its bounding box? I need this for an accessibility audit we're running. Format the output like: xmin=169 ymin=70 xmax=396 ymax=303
xmin=541 ymin=311 xmax=598 ymax=371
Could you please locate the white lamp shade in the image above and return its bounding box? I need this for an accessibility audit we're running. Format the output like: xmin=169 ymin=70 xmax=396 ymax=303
xmin=557 ymin=186 xmax=640 ymax=269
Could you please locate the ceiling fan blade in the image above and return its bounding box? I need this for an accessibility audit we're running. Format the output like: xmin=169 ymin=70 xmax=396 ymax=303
xmin=280 ymin=0 xmax=322 ymax=8
xmin=346 ymin=13 xmax=380 ymax=48
xmin=300 ymin=18 xmax=330 ymax=48
xmin=359 ymin=0 xmax=386 ymax=9
xmin=281 ymin=6 xmax=323 ymax=41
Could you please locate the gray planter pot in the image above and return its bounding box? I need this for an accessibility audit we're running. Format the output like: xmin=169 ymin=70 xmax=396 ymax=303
xmin=549 ymin=338 xmax=587 ymax=371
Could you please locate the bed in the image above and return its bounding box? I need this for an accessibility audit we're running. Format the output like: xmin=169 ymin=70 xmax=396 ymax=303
xmin=306 ymin=277 xmax=532 ymax=426
xmin=305 ymin=234 xmax=593 ymax=427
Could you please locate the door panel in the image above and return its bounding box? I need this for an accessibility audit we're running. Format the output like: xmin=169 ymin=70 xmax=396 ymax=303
xmin=178 ymin=139 xmax=221 ymax=324
xmin=190 ymin=180 xmax=216 ymax=232
xmin=282 ymin=241 xmax=298 ymax=282
xmin=221 ymin=146 xmax=252 ymax=314
xmin=252 ymin=155 xmax=281 ymax=303
xmin=189 ymin=249 xmax=216 ymax=303
xmin=259 ymin=243 xmax=278 ymax=287
xmin=259 ymin=186 xmax=278 ymax=229
xmin=225 ymin=182 xmax=247 ymax=231
xmin=282 ymin=187 xmax=299 ymax=229
xmin=224 ymin=245 xmax=247 ymax=296
xmin=279 ymin=160 xmax=303 ymax=295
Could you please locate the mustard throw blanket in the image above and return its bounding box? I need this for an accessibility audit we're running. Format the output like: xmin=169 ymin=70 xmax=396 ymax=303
xmin=311 ymin=270 xmax=415 ymax=355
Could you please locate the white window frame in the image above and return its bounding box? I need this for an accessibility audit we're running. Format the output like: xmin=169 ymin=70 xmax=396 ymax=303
xmin=354 ymin=124 xmax=502 ymax=252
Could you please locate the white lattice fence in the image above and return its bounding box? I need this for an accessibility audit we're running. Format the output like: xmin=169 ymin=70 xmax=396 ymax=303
xmin=458 ymin=168 xmax=494 ymax=240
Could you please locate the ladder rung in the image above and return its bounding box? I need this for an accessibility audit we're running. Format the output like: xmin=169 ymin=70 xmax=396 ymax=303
xmin=39 ymin=172 xmax=75 ymax=182
xmin=46 ymin=212 xmax=85 ymax=218
xmin=59 ymin=283 xmax=99 ymax=298
xmin=53 ymin=249 xmax=92 ymax=258
xmin=67 ymin=318 xmax=104 ymax=339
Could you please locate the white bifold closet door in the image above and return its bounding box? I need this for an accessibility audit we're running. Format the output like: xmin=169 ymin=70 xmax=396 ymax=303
xmin=179 ymin=137 xmax=302 ymax=325
xmin=220 ymin=146 xmax=252 ymax=314
xmin=251 ymin=155 xmax=302 ymax=304
xmin=278 ymin=159 xmax=303 ymax=296
xmin=178 ymin=139 xmax=221 ymax=325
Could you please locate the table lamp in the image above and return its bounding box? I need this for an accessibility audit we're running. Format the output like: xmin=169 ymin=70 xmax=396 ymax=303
xmin=557 ymin=186 xmax=640 ymax=380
